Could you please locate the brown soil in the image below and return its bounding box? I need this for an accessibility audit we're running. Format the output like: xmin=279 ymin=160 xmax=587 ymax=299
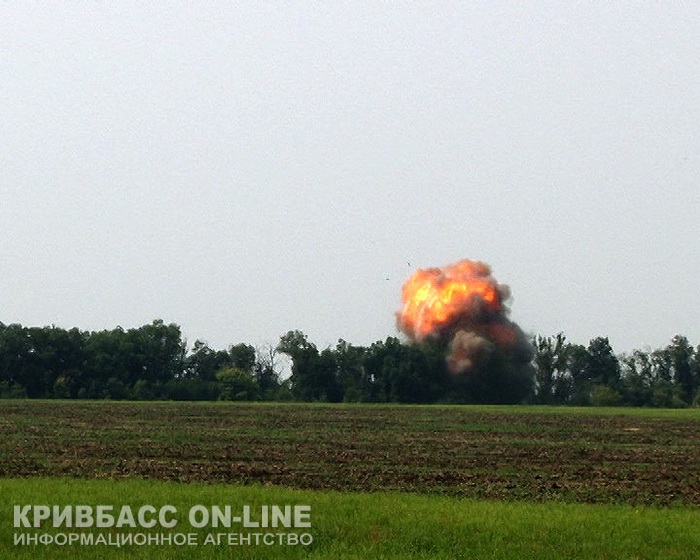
xmin=1 ymin=401 xmax=698 ymax=506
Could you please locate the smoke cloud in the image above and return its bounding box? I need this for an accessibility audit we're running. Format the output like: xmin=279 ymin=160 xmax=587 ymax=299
xmin=396 ymin=259 xmax=529 ymax=373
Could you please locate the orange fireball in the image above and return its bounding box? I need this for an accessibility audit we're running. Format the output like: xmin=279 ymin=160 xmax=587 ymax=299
xmin=397 ymin=260 xmax=505 ymax=340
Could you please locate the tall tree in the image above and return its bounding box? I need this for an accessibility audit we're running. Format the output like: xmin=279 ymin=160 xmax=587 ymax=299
xmin=333 ymin=339 xmax=366 ymax=402
xmin=229 ymin=343 xmax=256 ymax=373
xmin=277 ymin=330 xmax=342 ymax=401
xmin=620 ymin=349 xmax=654 ymax=406
xmin=184 ymin=340 xmax=232 ymax=381
xmin=253 ymin=344 xmax=282 ymax=400
xmin=134 ymin=320 xmax=186 ymax=384
xmin=566 ymin=343 xmax=591 ymax=405
xmin=668 ymin=335 xmax=695 ymax=404
xmin=586 ymin=337 xmax=620 ymax=388
xmin=533 ymin=333 xmax=568 ymax=404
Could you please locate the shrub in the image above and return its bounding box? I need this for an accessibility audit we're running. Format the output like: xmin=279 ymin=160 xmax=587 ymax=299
xmin=590 ymin=384 xmax=622 ymax=407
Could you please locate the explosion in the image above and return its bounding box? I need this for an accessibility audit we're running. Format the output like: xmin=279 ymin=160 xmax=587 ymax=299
xmin=396 ymin=259 xmax=527 ymax=374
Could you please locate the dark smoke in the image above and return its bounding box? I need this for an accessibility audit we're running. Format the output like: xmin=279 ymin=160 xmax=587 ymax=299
xmin=396 ymin=259 xmax=532 ymax=374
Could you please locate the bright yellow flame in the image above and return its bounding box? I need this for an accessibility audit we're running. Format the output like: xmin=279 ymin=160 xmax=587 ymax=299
xmin=397 ymin=260 xmax=502 ymax=340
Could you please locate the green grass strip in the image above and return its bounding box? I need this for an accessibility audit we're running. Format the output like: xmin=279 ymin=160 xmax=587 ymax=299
xmin=1 ymin=477 xmax=698 ymax=559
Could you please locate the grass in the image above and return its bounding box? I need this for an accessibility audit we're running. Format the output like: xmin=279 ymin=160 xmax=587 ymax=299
xmin=2 ymin=477 xmax=699 ymax=560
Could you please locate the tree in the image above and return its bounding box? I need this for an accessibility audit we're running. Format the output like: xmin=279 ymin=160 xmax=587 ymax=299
xmin=363 ymin=337 xmax=401 ymax=402
xmin=48 ymin=327 xmax=88 ymax=398
xmin=533 ymin=333 xmax=568 ymax=404
xmin=590 ymin=384 xmax=622 ymax=406
xmin=84 ymin=327 xmax=126 ymax=391
xmin=0 ymin=324 xmax=37 ymax=397
xmin=1 ymin=315 xmax=697 ymax=407
xmin=184 ymin=340 xmax=232 ymax=381
xmin=277 ymin=330 xmax=318 ymax=400
xmin=383 ymin=343 xmax=434 ymax=403
xmin=216 ymin=366 xmax=258 ymax=401
xmin=133 ymin=379 xmax=156 ymax=400
xmin=133 ymin=320 xmax=186 ymax=384
xmin=105 ymin=377 xmax=130 ymax=400
xmin=277 ymin=330 xmax=315 ymax=361
xmin=360 ymin=337 xmax=443 ymax=403
xmin=567 ymin=343 xmax=591 ymax=405
xmin=648 ymin=346 xmax=680 ymax=407
xmin=229 ymin=343 xmax=256 ymax=373
xmin=333 ymin=339 xmax=366 ymax=402
xmin=650 ymin=348 xmax=673 ymax=382
xmin=694 ymin=344 xmax=700 ymax=407
xmin=668 ymin=335 xmax=695 ymax=404
xmin=620 ymin=350 xmax=654 ymax=406
xmin=586 ymin=337 xmax=620 ymax=389
xmin=253 ymin=344 xmax=282 ymax=400
xmin=277 ymin=330 xmax=342 ymax=401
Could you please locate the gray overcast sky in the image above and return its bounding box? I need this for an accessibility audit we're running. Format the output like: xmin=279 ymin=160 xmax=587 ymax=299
xmin=2 ymin=2 xmax=698 ymax=355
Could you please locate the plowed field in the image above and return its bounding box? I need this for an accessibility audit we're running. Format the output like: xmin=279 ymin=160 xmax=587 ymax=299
xmin=1 ymin=401 xmax=699 ymax=506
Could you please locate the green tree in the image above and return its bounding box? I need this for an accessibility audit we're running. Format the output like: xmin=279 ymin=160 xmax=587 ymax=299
xmin=620 ymin=350 xmax=654 ymax=406
xmin=694 ymin=344 xmax=700 ymax=406
xmin=361 ymin=337 xmax=443 ymax=403
xmin=383 ymin=344 xmax=434 ymax=403
xmin=84 ymin=327 xmax=126 ymax=391
xmin=184 ymin=340 xmax=232 ymax=381
xmin=133 ymin=320 xmax=186 ymax=384
xmin=105 ymin=377 xmax=130 ymax=400
xmin=229 ymin=343 xmax=256 ymax=373
xmin=567 ymin=343 xmax=592 ymax=405
xmin=586 ymin=337 xmax=620 ymax=389
xmin=216 ymin=366 xmax=259 ymax=401
xmin=590 ymin=384 xmax=622 ymax=406
xmin=164 ymin=378 xmax=219 ymax=401
xmin=650 ymin=348 xmax=673 ymax=382
xmin=668 ymin=335 xmax=695 ymax=404
xmin=253 ymin=345 xmax=282 ymax=400
xmin=0 ymin=381 xmax=26 ymax=398
xmin=276 ymin=331 xmax=322 ymax=401
xmin=333 ymin=339 xmax=366 ymax=402
xmin=133 ymin=379 xmax=156 ymax=400
xmin=277 ymin=330 xmax=315 ymax=400
xmin=533 ymin=333 xmax=568 ymax=404
xmin=0 ymin=324 xmax=36 ymax=396
xmin=363 ymin=337 xmax=402 ymax=402
xmin=277 ymin=330 xmax=315 ymax=360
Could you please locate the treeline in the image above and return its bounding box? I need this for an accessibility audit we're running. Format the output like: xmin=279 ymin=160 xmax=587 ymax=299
xmin=532 ymin=333 xmax=700 ymax=407
xmin=0 ymin=320 xmax=285 ymax=401
xmin=278 ymin=330 xmax=700 ymax=407
xmin=0 ymin=320 xmax=698 ymax=407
